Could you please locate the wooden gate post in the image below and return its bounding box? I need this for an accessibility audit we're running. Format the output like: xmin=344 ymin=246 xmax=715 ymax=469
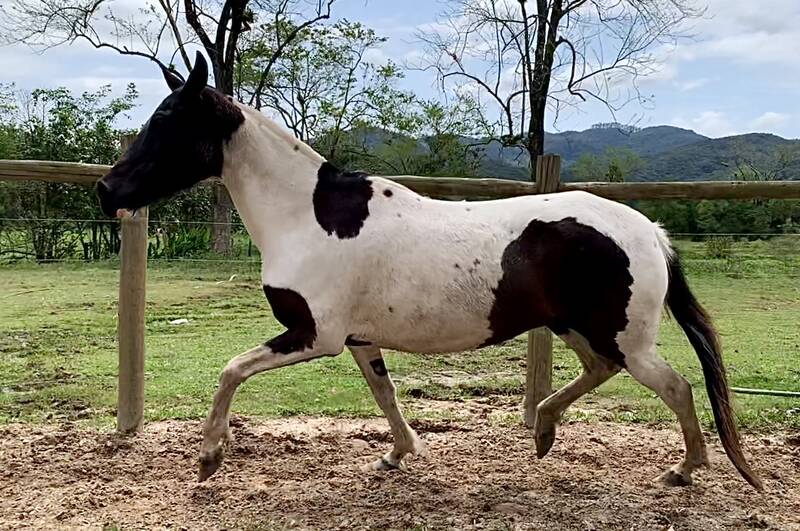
xmin=523 ymin=154 xmax=561 ymax=427
xmin=116 ymin=134 xmax=148 ymax=434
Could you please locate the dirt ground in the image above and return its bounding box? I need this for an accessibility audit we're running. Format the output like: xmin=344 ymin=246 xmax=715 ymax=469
xmin=1 ymin=409 xmax=798 ymax=531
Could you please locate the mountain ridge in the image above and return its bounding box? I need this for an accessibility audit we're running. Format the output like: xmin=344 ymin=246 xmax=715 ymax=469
xmin=464 ymin=125 xmax=800 ymax=182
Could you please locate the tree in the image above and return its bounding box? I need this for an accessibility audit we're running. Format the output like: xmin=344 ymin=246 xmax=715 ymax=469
xmin=236 ymin=20 xmax=417 ymax=160
xmin=0 ymin=83 xmax=137 ymax=261
xmin=2 ymin=0 xmax=337 ymax=254
xmin=418 ymin=0 xmax=702 ymax=180
xmin=570 ymin=147 xmax=643 ymax=182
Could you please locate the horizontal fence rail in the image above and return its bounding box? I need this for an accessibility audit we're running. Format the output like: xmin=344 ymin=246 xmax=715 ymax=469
xmin=392 ymin=175 xmax=800 ymax=201
xmin=0 ymin=160 xmax=108 ymax=184
xmin=3 ymin=159 xmax=800 ymax=200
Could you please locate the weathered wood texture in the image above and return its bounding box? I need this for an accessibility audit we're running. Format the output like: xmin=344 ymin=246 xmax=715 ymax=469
xmin=562 ymin=180 xmax=800 ymax=200
xmin=116 ymin=134 xmax=147 ymax=434
xmin=2 ymin=159 xmax=799 ymax=201
xmin=391 ymin=176 xmax=800 ymax=201
xmin=0 ymin=160 xmax=108 ymax=184
xmin=524 ymin=155 xmax=560 ymax=428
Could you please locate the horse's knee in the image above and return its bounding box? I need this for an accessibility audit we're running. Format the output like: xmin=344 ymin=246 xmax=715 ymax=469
xmin=219 ymin=363 xmax=244 ymax=388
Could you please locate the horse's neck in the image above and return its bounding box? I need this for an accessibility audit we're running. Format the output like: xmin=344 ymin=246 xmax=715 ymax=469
xmin=221 ymin=106 xmax=325 ymax=253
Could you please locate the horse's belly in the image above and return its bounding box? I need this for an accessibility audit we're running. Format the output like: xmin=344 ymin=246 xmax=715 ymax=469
xmin=372 ymin=316 xmax=492 ymax=353
xmin=353 ymin=283 xmax=499 ymax=353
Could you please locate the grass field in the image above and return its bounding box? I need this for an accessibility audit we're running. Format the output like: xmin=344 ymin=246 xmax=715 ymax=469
xmin=1 ymin=239 xmax=799 ymax=431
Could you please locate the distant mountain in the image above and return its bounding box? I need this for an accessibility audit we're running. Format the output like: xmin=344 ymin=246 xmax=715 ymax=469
xmin=631 ymin=133 xmax=800 ymax=182
xmin=467 ymin=125 xmax=799 ymax=182
xmin=463 ymin=123 xmax=711 ymax=181
xmin=341 ymin=123 xmax=800 ymax=182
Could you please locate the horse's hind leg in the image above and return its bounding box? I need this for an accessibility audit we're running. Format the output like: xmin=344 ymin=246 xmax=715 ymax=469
xmin=624 ymin=348 xmax=709 ymax=486
xmin=350 ymin=344 xmax=428 ymax=471
xmin=535 ymin=331 xmax=621 ymax=458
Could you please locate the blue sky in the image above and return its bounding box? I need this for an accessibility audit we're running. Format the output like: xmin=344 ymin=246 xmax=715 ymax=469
xmin=1 ymin=0 xmax=797 ymax=139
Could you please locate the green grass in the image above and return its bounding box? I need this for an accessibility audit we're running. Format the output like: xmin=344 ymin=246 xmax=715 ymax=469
xmin=0 ymin=240 xmax=798 ymax=431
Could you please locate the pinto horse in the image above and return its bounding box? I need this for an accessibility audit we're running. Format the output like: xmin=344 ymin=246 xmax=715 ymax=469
xmin=97 ymin=53 xmax=761 ymax=490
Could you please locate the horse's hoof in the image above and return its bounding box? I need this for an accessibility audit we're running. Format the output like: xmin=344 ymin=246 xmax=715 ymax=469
xmin=534 ymin=423 xmax=556 ymax=459
xmin=197 ymin=447 xmax=224 ymax=482
xmin=657 ymin=468 xmax=693 ymax=487
xmin=361 ymin=456 xmax=406 ymax=473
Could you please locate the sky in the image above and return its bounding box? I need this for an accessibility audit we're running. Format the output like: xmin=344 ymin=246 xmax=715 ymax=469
xmin=0 ymin=0 xmax=798 ymax=139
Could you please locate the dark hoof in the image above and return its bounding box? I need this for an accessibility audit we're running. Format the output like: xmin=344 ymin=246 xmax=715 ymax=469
xmin=658 ymin=469 xmax=693 ymax=487
xmin=197 ymin=447 xmax=224 ymax=482
xmin=535 ymin=424 xmax=556 ymax=459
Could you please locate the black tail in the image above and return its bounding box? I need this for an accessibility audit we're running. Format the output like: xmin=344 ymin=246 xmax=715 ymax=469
xmin=665 ymin=252 xmax=762 ymax=490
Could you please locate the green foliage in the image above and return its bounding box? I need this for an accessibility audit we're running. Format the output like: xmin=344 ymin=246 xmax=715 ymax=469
xmin=149 ymin=226 xmax=211 ymax=259
xmin=705 ymin=236 xmax=733 ymax=259
xmin=571 ymin=147 xmax=643 ymax=182
xmin=0 ymin=84 xmax=138 ymax=261
xmin=237 ymin=20 xmax=418 ymax=157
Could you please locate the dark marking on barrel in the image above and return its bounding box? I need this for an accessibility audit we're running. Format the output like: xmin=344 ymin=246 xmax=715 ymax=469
xmin=482 ymin=217 xmax=632 ymax=366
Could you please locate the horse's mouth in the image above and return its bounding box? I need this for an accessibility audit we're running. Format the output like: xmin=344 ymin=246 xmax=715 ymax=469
xmin=116 ymin=208 xmax=138 ymax=219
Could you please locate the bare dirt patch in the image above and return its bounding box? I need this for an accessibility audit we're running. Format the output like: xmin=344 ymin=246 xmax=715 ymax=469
xmin=0 ymin=414 xmax=798 ymax=530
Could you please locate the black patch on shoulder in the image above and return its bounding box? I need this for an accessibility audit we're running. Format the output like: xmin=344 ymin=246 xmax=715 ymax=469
xmin=369 ymin=359 xmax=388 ymax=377
xmin=313 ymin=162 xmax=373 ymax=239
xmin=482 ymin=218 xmax=633 ymax=366
xmin=262 ymin=286 xmax=317 ymax=354
xmin=345 ymin=335 xmax=372 ymax=347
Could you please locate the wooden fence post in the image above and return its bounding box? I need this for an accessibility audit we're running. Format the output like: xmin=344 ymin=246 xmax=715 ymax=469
xmin=117 ymin=133 xmax=148 ymax=434
xmin=523 ymin=154 xmax=561 ymax=427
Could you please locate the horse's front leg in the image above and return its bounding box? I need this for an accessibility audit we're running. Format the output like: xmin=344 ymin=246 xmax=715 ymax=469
xmin=198 ymin=334 xmax=341 ymax=482
xmin=349 ymin=344 xmax=428 ymax=471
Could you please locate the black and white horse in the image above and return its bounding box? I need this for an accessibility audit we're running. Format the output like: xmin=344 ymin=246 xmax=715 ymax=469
xmin=97 ymin=53 xmax=761 ymax=489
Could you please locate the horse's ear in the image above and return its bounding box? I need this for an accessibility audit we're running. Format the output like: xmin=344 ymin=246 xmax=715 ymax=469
xmin=161 ymin=65 xmax=185 ymax=92
xmin=181 ymin=51 xmax=208 ymax=99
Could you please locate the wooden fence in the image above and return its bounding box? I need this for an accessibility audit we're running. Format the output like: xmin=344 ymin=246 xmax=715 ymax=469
xmin=2 ymin=146 xmax=800 ymax=432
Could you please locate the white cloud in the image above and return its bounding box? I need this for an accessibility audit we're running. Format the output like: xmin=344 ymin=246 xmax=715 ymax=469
xmin=749 ymin=112 xmax=789 ymax=132
xmin=674 ymin=77 xmax=710 ymax=92
xmin=672 ymin=111 xmax=737 ymax=138
xmin=678 ymin=0 xmax=800 ymax=67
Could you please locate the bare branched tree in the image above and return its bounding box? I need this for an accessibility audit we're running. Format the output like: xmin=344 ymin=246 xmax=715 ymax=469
xmin=1 ymin=0 xmax=336 ymax=253
xmin=417 ymin=0 xmax=703 ymax=179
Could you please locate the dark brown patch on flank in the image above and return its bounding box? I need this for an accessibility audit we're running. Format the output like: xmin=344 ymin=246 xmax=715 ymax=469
xmin=262 ymin=286 xmax=317 ymax=354
xmin=383 ymin=189 xmax=393 ymax=197
xmin=482 ymin=218 xmax=632 ymax=366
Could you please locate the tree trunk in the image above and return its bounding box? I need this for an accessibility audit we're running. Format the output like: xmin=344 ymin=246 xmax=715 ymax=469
xmin=210 ymin=181 xmax=233 ymax=255
xmin=526 ymin=0 xmax=563 ymax=180
xmin=209 ymin=55 xmax=234 ymax=255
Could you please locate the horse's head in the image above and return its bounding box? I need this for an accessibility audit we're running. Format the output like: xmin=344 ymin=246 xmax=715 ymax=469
xmin=96 ymin=52 xmax=244 ymax=217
